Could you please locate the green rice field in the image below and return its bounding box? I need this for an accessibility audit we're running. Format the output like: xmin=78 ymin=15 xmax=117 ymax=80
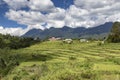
xmin=2 ymin=41 xmax=120 ymax=80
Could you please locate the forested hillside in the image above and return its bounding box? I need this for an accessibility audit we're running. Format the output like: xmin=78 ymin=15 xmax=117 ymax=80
xmin=23 ymin=22 xmax=113 ymax=40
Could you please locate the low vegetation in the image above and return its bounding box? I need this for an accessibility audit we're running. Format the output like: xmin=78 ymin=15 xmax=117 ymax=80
xmin=0 ymin=40 xmax=119 ymax=80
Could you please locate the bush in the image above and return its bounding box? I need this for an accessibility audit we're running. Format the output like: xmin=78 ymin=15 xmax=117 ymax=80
xmin=30 ymin=74 xmax=39 ymax=80
xmin=97 ymin=41 xmax=105 ymax=46
xmin=69 ymin=56 xmax=76 ymax=60
xmin=13 ymin=76 xmax=21 ymax=80
xmin=81 ymin=70 xmax=99 ymax=80
xmin=81 ymin=59 xmax=94 ymax=70
xmin=113 ymin=58 xmax=120 ymax=65
xmin=58 ymin=72 xmax=81 ymax=80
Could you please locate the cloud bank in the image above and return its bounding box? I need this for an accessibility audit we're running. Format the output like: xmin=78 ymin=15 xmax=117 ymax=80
xmin=0 ymin=26 xmax=29 ymax=36
xmin=1 ymin=0 xmax=120 ymax=36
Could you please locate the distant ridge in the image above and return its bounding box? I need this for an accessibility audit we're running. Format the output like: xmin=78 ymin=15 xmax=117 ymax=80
xmin=22 ymin=22 xmax=113 ymax=39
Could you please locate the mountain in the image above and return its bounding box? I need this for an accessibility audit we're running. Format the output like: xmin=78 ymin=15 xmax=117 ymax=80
xmin=23 ymin=29 xmax=42 ymax=37
xmin=22 ymin=22 xmax=113 ymax=39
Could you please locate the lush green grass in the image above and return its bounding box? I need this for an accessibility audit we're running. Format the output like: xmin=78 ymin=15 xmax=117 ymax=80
xmin=2 ymin=41 xmax=120 ymax=80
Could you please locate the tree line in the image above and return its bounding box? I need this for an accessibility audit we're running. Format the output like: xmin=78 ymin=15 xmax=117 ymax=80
xmin=0 ymin=34 xmax=40 ymax=49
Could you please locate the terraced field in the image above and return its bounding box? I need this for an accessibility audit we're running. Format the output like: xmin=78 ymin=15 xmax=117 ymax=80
xmin=3 ymin=41 xmax=120 ymax=80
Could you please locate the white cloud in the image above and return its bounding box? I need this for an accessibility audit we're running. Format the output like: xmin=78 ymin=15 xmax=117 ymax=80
xmin=2 ymin=0 xmax=120 ymax=36
xmin=28 ymin=0 xmax=54 ymax=12
xmin=106 ymin=13 xmax=120 ymax=22
xmin=3 ymin=0 xmax=55 ymax=12
xmin=6 ymin=9 xmax=46 ymax=25
xmin=46 ymin=8 xmax=66 ymax=28
xmin=3 ymin=0 xmax=28 ymax=10
xmin=74 ymin=0 xmax=118 ymax=10
xmin=66 ymin=0 xmax=120 ymax=27
xmin=5 ymin=8 xmax=66 ymax=29
xmin=0 ymin=26 xmax=29 ymax=36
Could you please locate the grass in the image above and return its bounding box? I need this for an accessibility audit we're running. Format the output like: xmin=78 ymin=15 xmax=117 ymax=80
xmin=2 ymin=40 xmax=120 ymax=80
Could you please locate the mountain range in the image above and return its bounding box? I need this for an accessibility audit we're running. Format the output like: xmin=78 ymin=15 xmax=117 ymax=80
xmin=22 ymin=22 xmax=113 ymax=39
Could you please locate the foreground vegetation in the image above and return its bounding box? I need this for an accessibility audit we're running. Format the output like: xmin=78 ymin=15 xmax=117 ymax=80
xmin=0 ymin=40 xmax=120 ymax=80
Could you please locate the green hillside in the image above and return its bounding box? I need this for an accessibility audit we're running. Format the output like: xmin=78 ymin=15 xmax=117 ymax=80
xmin=1 ymin=41 xmax=120 ymax=80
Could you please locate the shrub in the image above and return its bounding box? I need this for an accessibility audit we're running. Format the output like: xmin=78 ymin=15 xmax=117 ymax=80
xmin=13 ymin=76 xmax=21 ymax=80
xmin=69 ymin=56 xmax=76 ymax=60
xmin=30 ymin=74 xmax=39 ymax=80
xmin=81 ymin=70 xmax=99 ymax=80
xmin=113 ymin=58 xmax=120 ymax=65
xmin=97 ymin=42 xmax=103 ymax=46
xmin=58 ymin=72 xmax=81 ymax=80
xmin=81 ymin=59 xmax=94 ymax=70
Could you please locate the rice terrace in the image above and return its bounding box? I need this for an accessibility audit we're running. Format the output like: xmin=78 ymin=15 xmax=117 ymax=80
xmin=0 ymin=40 xmax=119 ymax=80
xmin=0 ymin=0 xmax=120 ymax=80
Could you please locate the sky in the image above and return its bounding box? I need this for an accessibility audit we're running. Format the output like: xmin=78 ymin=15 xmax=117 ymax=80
xmin=0 ymin=0 xmax=120 ymax=36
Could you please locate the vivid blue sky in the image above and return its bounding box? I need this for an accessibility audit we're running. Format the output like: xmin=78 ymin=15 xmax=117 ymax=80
xmin=0 ymin=0 xmax=120 ymax=36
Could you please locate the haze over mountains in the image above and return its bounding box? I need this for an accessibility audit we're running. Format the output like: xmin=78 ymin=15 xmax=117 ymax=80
xmin=23 ymin=22 xmax=113 ymax=39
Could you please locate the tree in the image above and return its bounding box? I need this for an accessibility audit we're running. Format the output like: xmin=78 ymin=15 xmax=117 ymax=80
xmin=107 ymin=22 xmax=120 ymax=43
